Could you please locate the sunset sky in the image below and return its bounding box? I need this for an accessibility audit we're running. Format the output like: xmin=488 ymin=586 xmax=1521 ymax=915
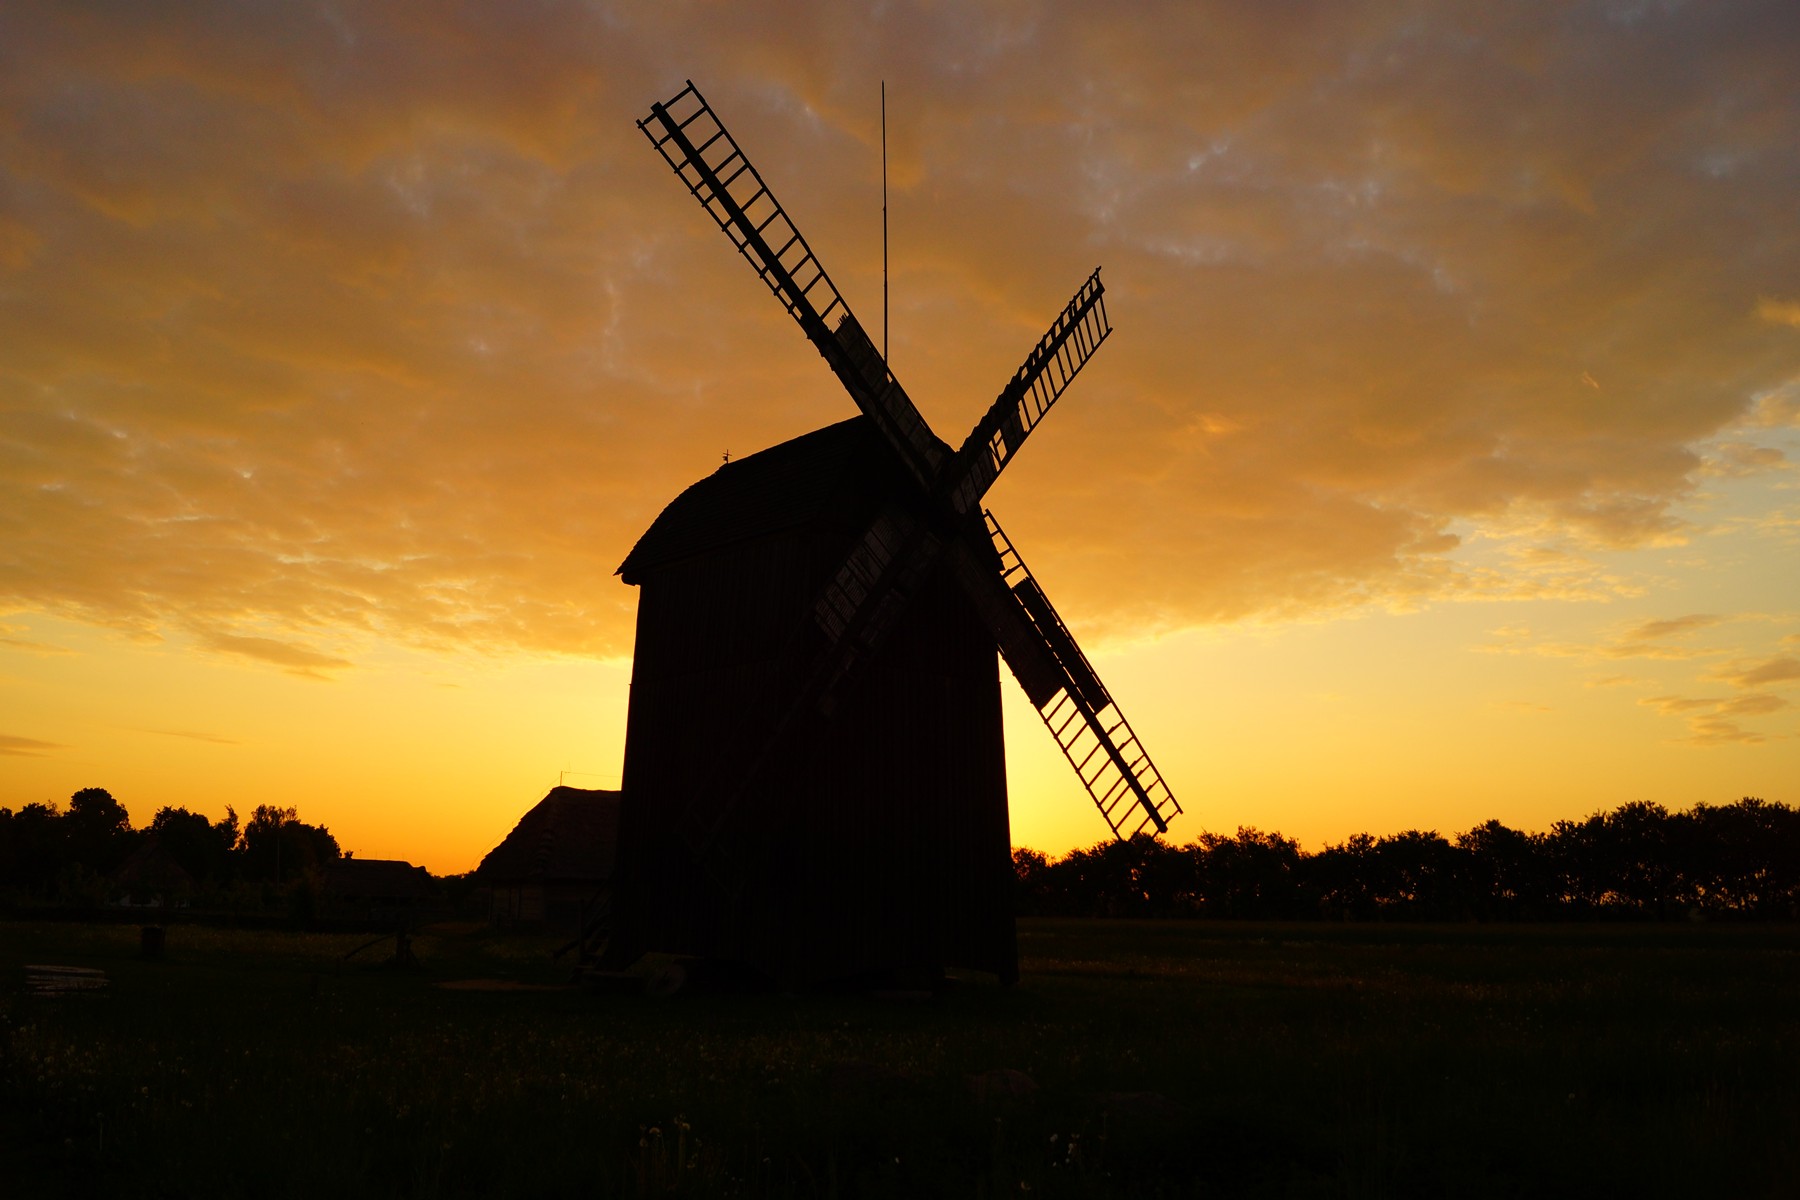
xmin=2 ymin=1 xmax=1797 ymax=874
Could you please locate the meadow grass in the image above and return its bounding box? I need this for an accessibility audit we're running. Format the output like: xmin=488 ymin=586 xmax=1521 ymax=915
xmin=3 ymin=917 xmax=1796 ymax=1197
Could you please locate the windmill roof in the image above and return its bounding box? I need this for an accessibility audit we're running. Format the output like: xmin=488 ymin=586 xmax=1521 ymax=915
xmin=476 ymin=786 xmax=621 ymax=884
xmin=617 ymin=417 xmax=891 ymax=583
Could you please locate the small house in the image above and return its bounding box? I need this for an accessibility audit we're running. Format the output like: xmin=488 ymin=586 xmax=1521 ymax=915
xmin=112 ymin=836 xmax=195 ymax=907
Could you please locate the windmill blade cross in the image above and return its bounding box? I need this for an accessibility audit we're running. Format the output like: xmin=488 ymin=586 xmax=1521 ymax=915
xmin=636 ymin=81 xmax=1183 ymax=867
xmin=639 ymin=81 xmax=947 ymax=492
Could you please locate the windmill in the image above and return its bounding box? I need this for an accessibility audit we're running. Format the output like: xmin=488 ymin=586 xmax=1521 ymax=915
xmin=604 ymin=81 xmax=1181 ymax=987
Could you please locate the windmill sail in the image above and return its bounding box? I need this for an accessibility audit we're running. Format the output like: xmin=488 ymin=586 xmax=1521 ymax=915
xmin=945 ymin=269 xmax=1112 ymax=514
xmin=639 ymin=82 xmax=946 ymax=491
xmin=981 ymin=512 xmax=1181 ymax=838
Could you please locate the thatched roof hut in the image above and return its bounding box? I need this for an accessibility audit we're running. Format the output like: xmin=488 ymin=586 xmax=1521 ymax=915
xmin=319 ymin=857 xmax=433 ymax=925
xmin=321 ymin=857 xmax=432 ymax=902
xmin=476 ymin=786 xmax=621 ymax=925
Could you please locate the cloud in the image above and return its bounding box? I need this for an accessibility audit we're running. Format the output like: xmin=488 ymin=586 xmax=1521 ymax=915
xmin=1679 ymin=717 xmax=1767 ymax=747
xmin=1710 ymin=655 xmax=1800 ymax=689
xmin=0 ymin=733 xmax=66 ymax=757
xmin=1722 ymin=693 xmax=1788 ymax=716
xmin=1757 ymin=296 xmax=1800 ymax=329
xmin=1641 ymin=695 xmax=1721 ymax=715
xmin=1621 ymin=613 xmax=1722 ymax=642
xmin=192 ymin=630 xmax=352 ymax=679
xmin=0 ymin=1 xmax=1796 ymax=657
xmin=1738 ymin=391 xmax=1800 ymax=430
xmin=1477 ymin=610 xmax=1787 ymax=667
xmin=0 ymin=633 xmax=73 ymax=655
xmin=1642 ymin=690 xmax=1788 ymax=744
xmin=140 ymin=727 xmax=241 ymax=746
xmin=1700 ymin=441 xmax=1788 ymax=478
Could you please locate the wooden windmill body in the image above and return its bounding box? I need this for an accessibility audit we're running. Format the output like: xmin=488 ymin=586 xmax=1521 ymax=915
xmin=614 ymin=420 xmax=1013 ymax=984
xmin=606 ymin=83 xmax=1183 ymax=986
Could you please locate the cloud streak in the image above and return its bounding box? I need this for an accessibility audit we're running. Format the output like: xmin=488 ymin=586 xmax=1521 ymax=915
xmin=139 ymin=728 xmax=241 ymax=746
xmin=1711 ymin=655 xmax=1800 ymax=689
xmin=192 ymin=630 xmax=352 ymax=679
xmin=0 ymin=733 xmax=66 ymax=757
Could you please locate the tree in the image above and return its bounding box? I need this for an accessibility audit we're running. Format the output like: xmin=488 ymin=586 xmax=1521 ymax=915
xmin=1310 ymin=833 xmax=1379 ymax=920
xmin=1455 ymin=819 xmax=1554 ymax=919
xmin=241 ymin=805 xmax=340 ymax=882
xmin=64 ymin=787 xmax=135 ymax=874
xmin=1012 ymin=848 xmax=1053 ymax=916
xmin=149 ymin=805 xmax=239 ymax=883
xmin=1192 ymin=828 xmax=1305 ymax=919
xmin=1681 ymin=797 xmax=1800 ymax=917
xmin=0 ymin=802 xmax=67 ymax=896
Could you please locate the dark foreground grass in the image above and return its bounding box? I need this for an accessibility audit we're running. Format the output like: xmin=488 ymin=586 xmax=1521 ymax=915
xmin=3 ymin=918 xmax=1797 ymax=1198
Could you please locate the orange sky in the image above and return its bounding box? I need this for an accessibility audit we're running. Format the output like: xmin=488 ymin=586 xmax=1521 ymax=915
xmin=2 ymin=2 xmax=1797 ymax=873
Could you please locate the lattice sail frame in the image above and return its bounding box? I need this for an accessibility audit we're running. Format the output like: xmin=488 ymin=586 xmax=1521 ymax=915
xmin=946 ymin=269 xmax=1111 ymax=514
xmin=984 ymin=513 xmax=1181 ymax=838
xmin=640 ymin=82 xmax=945 ymax=490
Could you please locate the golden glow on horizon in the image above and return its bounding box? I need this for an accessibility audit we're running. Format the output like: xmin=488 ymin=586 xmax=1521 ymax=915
xmin=2 ymin=3 xmax=1797 ymax=872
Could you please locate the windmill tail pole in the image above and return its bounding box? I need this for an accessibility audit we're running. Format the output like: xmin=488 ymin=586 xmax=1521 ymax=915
xmin=882 ymin=80 xmax=889 ymax=368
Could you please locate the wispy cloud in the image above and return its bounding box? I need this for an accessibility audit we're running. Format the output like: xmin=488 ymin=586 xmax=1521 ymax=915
xmin=1699 ymin=442 xmax=1788 ymax=479
xmin=1641 ymin=690 xmax=1789 ymax=744
xmin=1756 ymin=296 xmax=1800 ymax=329
xmin=139 ymin=728 xmax=241 ymax=746
xmin=1621 ymin=614 xmax=1722 ymax=643
xmin=1722 ymin=693 xmax=1788 ymax=716
xmin=1679 ymin=717 xmax=1768 ymax=747
xmin=0 ymin=634 xmax=73 ymax=655
xmin=192 ymin=631 xmax=352 ymax=680
xmin=1476 ymin=612 xmax=1732 ymax=662
xmin=1709 ymin=655 xmax=1800 ymax=689
xmin=1641 ymin=695 xmax=1722 ymax=716
xmin=0 ymin=733 xmax=66 ymax=757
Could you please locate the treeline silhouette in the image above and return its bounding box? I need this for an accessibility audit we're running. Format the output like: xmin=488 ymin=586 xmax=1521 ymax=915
xmin=1016 ymin=798 xmax=1800 ymax=921
xmin=8 ymin=789 xmax=1796 ymax=922
xmin=0 ymin=787 xmax=340 ymax=907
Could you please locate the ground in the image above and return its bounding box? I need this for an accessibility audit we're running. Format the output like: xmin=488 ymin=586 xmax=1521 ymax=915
xmin=3 ymin=917 xmax=1796 ymax=1197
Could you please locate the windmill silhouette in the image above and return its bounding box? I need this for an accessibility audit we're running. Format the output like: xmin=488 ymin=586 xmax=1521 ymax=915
xmin=604 ymin=82 xmax=1182 ymax=987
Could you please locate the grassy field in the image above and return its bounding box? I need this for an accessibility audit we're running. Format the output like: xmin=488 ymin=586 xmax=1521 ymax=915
xmin=3 ymin=917 xmax=1797 ymax=1198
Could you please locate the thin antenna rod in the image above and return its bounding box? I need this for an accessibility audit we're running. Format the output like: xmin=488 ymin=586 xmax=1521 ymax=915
xmin=881 ymin=80 xmax=889 ymax=368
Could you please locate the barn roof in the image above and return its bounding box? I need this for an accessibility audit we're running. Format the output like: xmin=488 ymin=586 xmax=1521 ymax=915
xmin=476 ymin=786 xmax=621 ymax=885
xmin=617 ymin=417 xmax=889 ymax=583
